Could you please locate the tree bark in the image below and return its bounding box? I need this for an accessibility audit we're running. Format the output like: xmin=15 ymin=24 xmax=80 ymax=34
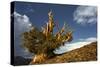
xmin=29 ymin=53 xmax=48 ymax=64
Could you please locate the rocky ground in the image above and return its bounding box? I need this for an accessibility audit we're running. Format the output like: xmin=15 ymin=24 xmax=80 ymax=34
xmin=43 ymin=42 xmax=97 ymax=64
xmin=14 ymin=42 xmax=97 ymax=65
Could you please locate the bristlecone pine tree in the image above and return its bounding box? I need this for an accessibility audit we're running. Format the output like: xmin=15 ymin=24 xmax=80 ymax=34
xmin=22 ymin=10 xmax=73 ymax=64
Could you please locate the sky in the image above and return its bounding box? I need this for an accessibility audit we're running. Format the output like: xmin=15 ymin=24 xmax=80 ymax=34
xmin=12 ymin=1 xmax=97 ymax=57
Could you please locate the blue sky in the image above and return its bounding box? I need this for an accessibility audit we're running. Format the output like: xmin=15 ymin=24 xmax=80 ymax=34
xmin=13 ymin=1 xmax=97 ymax=57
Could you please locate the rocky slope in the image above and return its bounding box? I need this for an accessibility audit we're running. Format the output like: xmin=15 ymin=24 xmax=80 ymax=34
xmin=43 ymin=42 xmax=97 ymax=64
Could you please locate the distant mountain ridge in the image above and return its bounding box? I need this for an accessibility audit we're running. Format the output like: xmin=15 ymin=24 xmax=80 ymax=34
xmin=14 ymin=56 xmax=31 ymax=66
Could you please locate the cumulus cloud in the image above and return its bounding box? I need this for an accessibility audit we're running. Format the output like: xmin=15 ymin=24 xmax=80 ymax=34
xmin=13 ymin=11 xmax=33 ymax=57
xmin=14 ymin=11 xmax=32 ymax=34
xmin=54 ymin=37 xmax=97 ymax=54
xmin=73 ymin=6 xmax=97 ymax=25
xmin=79 ymin=37 xmax=97 ymax=42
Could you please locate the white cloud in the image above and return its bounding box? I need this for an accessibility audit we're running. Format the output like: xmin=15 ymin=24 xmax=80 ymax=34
xmin=54 ymin=41 xmax=91 ymax=54
xmin=86 ymin=37 xmax=97 ymax=41
xmin=79 ymin=37 xmax=97 ymax=42
xmin=54 ymin=37 xmax=97 ymax=54
xmin=14 ymin=11 xmax=32 ymax=33
xmin=13 ymin=11 xmax=33 ymax=57
xmin=73 ymin=6 xmax=97 ymax=25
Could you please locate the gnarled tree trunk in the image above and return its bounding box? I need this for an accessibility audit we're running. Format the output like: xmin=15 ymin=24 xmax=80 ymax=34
xmin=29 ymin=53 xmax=48 ymax=64
xmin=29 ymin=51 xmax=56 ymax=64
